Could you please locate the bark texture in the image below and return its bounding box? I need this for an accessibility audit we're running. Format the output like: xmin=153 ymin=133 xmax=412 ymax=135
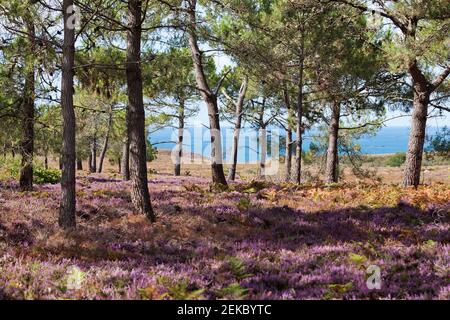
xmin=126 ymin=0 xmax=155 ymax=222
xmin=283 ymin=86 xmax=293 ymax=182
xmin=186 ymin=0 xmax=227 ymax=185
xmin=174 ymin=100 xmax=185 ymax=176
xmin=325 ymin=103 xmax=340 ymax=183
xmin=403 ymin=61 xmax=431 ymax=187
xmin=89 ymin=135 xmax=97 ymax=173
xmin=19 ymin=17 xmax=35 ymax=191
xmin=227 ymin=77 xmax=247 ymax=181
xmin=59 ymin=0 xmax=76 ymax=229
xmin=98 ymin=107 xmax=113 ymax=173
xmin=121 ymin=138 xmax=130 ymax=180
xmin=76 ymin=158 xmax=83 ymax=170
xmin=294 ymin=61 xmax=304 ymax=184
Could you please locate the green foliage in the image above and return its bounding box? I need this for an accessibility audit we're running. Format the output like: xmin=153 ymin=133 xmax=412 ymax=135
xmin=33 ymin=167 xmax=61 ymax=184
xmin=385 ymin=153 xmax=406 ymax=167
xmin=348 ymin=253 xmax=368 ymax=266
xmin=323 ymin=282 xmax=354 ymax=300
xmin=226 ymin=256 xmax=253 ymax=281
xmin=216 ymin=283 xmax=248 ymax=299
xmin=146 ymin=139 xmax=158 ymax=162
xmin=0 ymin=157 xmax=60 ymax=184
xmin=236 ymin=198 xmax=251 ymax=212
xmin=426 ymin=126 xmax=450 ymax=157
xmin=157 ymin=277 xmax=204 ymax=300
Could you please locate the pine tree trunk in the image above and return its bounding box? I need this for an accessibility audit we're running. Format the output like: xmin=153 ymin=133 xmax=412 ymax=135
xmin=285 ymin=128 xmax=292 ymax=182
xmin=294 ymin=80 xmax=303 ymax=184
xmin=403 ymin=83 xmax=429 ymax=187
xmin=228 ymin=127 xmax=240 ymax=181
xmin=19 ymin=17 xmax=35 ymax=191
xmin=283 ymin=85 xmax=293 ymax=182
xmin=126 ymin=0 xmax=155 ymax=222
xmin=98 ymin=107 xmax=113 ymax=173
xmin=174 ymin=100 xmax=185 ymax=176
xmin=121 ymin=138 xmax=130 ymax=180
xmin=258 ymin=126 xmax=267 ymax=179
xmin=76 ymin=158 xmax=83 ymax=170
xmin=44 ymin=153 xmax=48 ymax=170
xmin=59 ymin=0 xmax=76 ymax=229
xmin=294 ymin=46 xmax=305 ymax=184
xmin=186 ymin=0 xmax=227 ymax=186
xmin=89 ymin=135 xmax=97 ymax=173
xmin=228 ymin=77 xmax=247 ymax=181
xmin=325 ymin=102 xmax=340 ymax=183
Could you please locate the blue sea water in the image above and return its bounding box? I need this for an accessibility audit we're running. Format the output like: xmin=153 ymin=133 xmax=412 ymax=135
xmin=150 ymin=126 xmax=441 ymax=163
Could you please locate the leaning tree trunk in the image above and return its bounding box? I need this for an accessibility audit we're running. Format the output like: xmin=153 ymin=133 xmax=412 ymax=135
xmin=98 ymin=107 xmax=113 ymax=173
xmin=186 ymin=0 xmax=227 ymax=186
xmin=174 ymin=100 xmax=185 ymax=176
xmin=125 ymin=0 xmax=155 ymax=222
xmin=227 ymin=119 xmax=241 ymax=181
xmin=59 ymin=0 xmax=76 ymax=229
xmin=228 ymin=77 xmax=247 ymax=181
xmin=19 ymin=16 xmax=35 ymax=191
xmin=403 ymin=63 xmax=432 ymax=187
xmin=325 ymin=102 xmax=340 ymax=183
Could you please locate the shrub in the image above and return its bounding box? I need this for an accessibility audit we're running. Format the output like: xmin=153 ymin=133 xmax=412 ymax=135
xmin=385 ymin=152 xmax=406 ymax=167
xmin=33 ymin=167 xmax=61 ymax=184
xmin=426 ymin=126 xmax=450 ymax=156
xmin=0 ymin=157 xmax=60 ymax=184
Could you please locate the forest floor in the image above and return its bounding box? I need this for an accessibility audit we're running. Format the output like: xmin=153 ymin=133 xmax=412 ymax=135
xmin=0 ymin=154 xmax=449 ymax=299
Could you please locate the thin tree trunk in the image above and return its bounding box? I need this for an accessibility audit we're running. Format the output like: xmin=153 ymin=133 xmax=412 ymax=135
xmin=285 ymin=129 xmax=292 ymax=182
xmin=44 ymin=152 xmax=48 ymax=170
xmin=125 ymin=0 xmax=155 ymax=222
xmin=228 ymin=76 xmax=248 ymax=181
xmin=76 ymin=158 xmax=83 ymax=170
xmin=174 ymin=99 xmax=185 ymax=176
xmin=59 ymin=0 xmax=76 ymax=229
xmin=294 ymin=58 xmax=304 ymax=184
xmin=325 ymin=102 xmax=340 ymax=183
xmin=121 ymin=138 xmax=130 ymax=180
xmin=117 ymin=157 xmax=121 ymax=173
xmin=259 ymin=126 xmax=267 ymax=179
xmin=88 ymin=153 xmax=92 ymax=171
xmin=283 ymin=84 xmax=293 ymax=182
xmin=89 ymin=136 xmax=97 ymax=173
xmin=98 ymin=107 xmax=113 ymax=173
xmin=186 ymin=0 xmax=227 ymax=186
xmin=19 ymin=17 xmax=35 ymax=191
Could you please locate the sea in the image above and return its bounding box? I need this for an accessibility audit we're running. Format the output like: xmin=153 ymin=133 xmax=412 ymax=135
xmin=150 ymin=126 xmax=443 ymax=163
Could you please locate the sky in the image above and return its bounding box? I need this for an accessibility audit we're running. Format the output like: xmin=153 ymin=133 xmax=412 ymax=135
xmin=187 ymin=54 xmax=450 ymax=129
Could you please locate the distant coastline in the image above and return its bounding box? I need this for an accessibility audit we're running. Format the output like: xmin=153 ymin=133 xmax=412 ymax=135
xmin=150 ymin=126 xmax=443 ymax=163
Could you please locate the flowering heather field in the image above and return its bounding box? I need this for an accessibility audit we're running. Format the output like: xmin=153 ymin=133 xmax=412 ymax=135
xmin=0 ymin=173 xmax=449 ymax=300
